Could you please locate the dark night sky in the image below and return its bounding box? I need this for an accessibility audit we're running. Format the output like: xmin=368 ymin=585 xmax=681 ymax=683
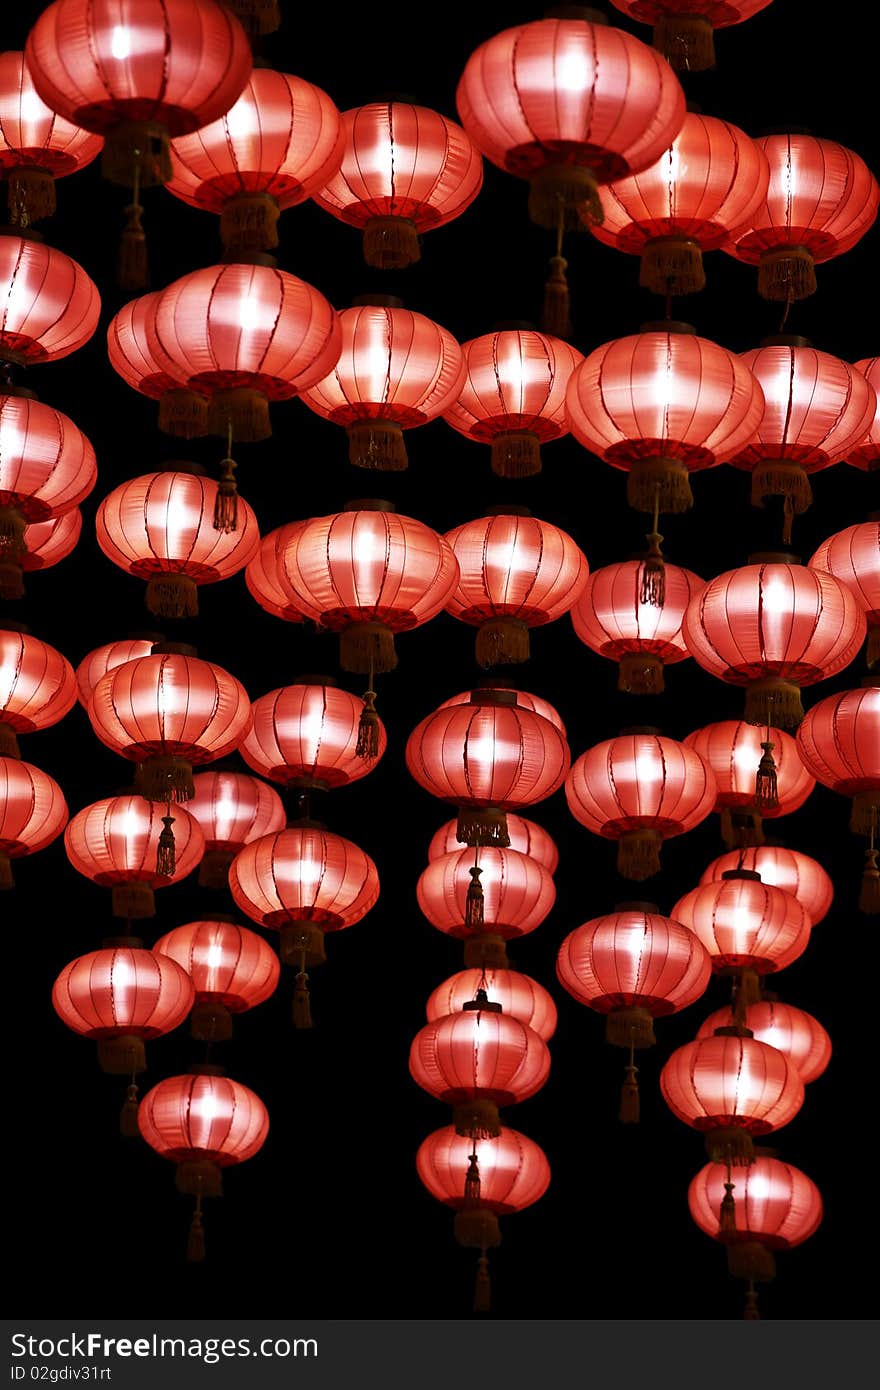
xmin=4 ymin=0 xmax=878 ymax=1322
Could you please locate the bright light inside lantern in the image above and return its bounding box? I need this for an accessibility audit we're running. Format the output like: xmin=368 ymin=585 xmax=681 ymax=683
xmin=110 ymin=26 xmax=132 ymax=60
xmin=205 ymin=944 xmax=225 ymax=970
xmin=238 ymin=297 xmax=263 ymax=332
xmin=760 ymin=579 xmax=792 ymax=615
xmin=225 ymin=96 xmax=259 ymax=141
xmin=555 ymin=46 xmax=590 ymax=94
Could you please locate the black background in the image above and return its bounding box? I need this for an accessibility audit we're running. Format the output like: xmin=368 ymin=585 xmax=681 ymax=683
xmin=4 ymin=0 xmax=878 ymax=1322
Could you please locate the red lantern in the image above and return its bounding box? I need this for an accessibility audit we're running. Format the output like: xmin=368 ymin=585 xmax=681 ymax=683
xmin=795 ymin=683 xmax=880 ymax=834
xmin=16 ymin=508 xmax=82 ymax=580
xmin=167 ymin=68 xmax=343 ymax=256
xmin=417 ymin=847 xmax=556 ymax=943
xmin=443 ymin=511 xmax=589 ymax=668
xmin=0 ymin=626 xmax=76 ymax=758
xmin=245 ymin=524 xmax=305 ymax=624
xmin=570 ymin=558 xmax=704 ymax=694
xmin=240 ymin=680 xmax=388 ymax=789
xmin=698 ymin=1001 xmax=831 ymax=1085
xmin=811 ymin=522 xmax=880 ymax=668
xmin=0 ymin=50 xmax=102 ymax=226
xmin=0 ymin=755 xmax=68 ymax=890
xmin=456 ymin=15 xmax=684 ymax=229
xmin=682 ymin=558 xmax=866 ymax=727
xmin=406 ymin=688 xmax=570 ymax=848
xmin=87 ymin=648 xmax=252 ymax=804
xmin=25 ymin=0 xmax=253 ymax=188
xmin=274 ymin=503 xmax=459 ymax=674
xmin=64 ymin=793 xmax=205 ymax=918
xmin=312 ymin=102 xmax=483 ymax=270
xmin=154 ymin=918 xmax=280 ymax=1039
xmin=438 ymin=684 xmax=567 ymax=736
xmin=426 ymin=970 xmax=558 ymax=1042
xmin=565 ymin=326 xmax=764 ymax=513
xmin=441 ymin=329 xmax=583 ymax=479
xmin=849 ymin=359 xmax=880 ymax=470
xmin=95 ymin=470 xmax=260 ymax=620
xmin=299 ymin=303 xmax=465 ymax=472
xmin=729 ymin=340 xmax=875 ymax=532
xmin=724 ymin=135 xmax=880 ymax=301
xmin=0 ymin=236 xmax=100 ymax=365
xmin=590 ymin=112 xmax=770 ymax=294
xmin=671 ymin=872 xmax=812 ymax=981
xmin=75 ymin=638 xmax=157 ymax=708
xmin=106 ymin=293 xmax=209 ymax=439
xmin=152 ymin=263 xmax=341 ymax=441
xmin=564 ymin=731 xmax=716 ymax=879
xmin=428 ymin=813 xmax=559 ymax=875
xmin=0 ymin=394 xmax=96 ymax=567
xmin=187 ymin=770 xmax=285 ymax=891
xmin=683 ymin=719 xmax=815 ymax=844
xmin=700 ymin=847 xmax=833 ymax=928
xmin=608 ymin=1 xmax=773 ymax=72
xmin=52 ymin=944 xmax=194 ymax=1057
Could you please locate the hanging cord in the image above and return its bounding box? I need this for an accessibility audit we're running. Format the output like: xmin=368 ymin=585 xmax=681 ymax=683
xmin=356 ymin=657 xmax=381 ymax=761
xmin=639 ymin=483 xmax=666 ymax=608
xmin=778 ymin=290 xmax=793 ymax=335
xmin=120 ymin=1065 xmax=140 ymax=1138
xmin=541 ymin=201 xmax=572 ymax=340
xmin=117 ymin=151 xmax=149 ymax=292
xmin=755 ymin=696 xmax=779 ymax=812
xmin=187 ymin=1194 xmax=206 ymax=1263
xmin=214 ymin=420 xmax=239 ymax=533
xmin=619 ymin=1037 xmax=640 ymax=1124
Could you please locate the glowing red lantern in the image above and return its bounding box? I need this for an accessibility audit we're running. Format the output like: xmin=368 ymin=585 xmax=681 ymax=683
xmin=682 ymin=558 xmax=866 ymax=727
xmin=25 ymin=0 xmax=253 ymax=188
xmin=8 ymin=509 xmax=82 ymax=601
xmin=0 ymin=394 xmax=96 ymax=568
xmin=428 ymin=813 xmax=559 ymax=875
xmin=0 ymin=237 xmax=99 ymax=366
xmin=443 ymin=510 xmax=589 ymax=668
xmin=590 ymin=112 xmax=770 ymax=294
xmin=571 ymin=558 xmax=704 ymax=694
xmin=245 ymin=524 xmax=307 ymax=625
xmin=152 ymin=263 xmax=341 ymax=441
xmin=565 ymin=326 xmax=764 ymax=512
xmin=438 ymin=684 xmax=567 ymax=735
xmin=313 ymin=102 xmax=483 ymax=269
xmin=64 ymin=793 xmax=205 ymax=917
xmin=406 ymin=688 xmax=570 ymax=848
xmin=240 ymin=680 xmax=388 ymax=789
xmin=0 ymin=626 xmax=76 ymax=758
xmin=698 ymin=1000 xmax=831 ymax=1085
xmin=441 ymin=329 xmax=583 ymax=479
xmin=671 ymin=872 xmax=812 ymax=983
xmin=187 ymin=769 xmax=285 ymax=891
xmin=795 ymin=683 xmax=880 ymax=833
xmin=0 ymin=50 xmax=102 ymax=226
xmin=608 ymin=1 xmax=773 ymax=72
xmin=564 ymin=731 xmax=716 ymax=879
xmin=0 ymin=755 xmax=68 ymax=889
xmin=724 ymin=135 xmax=880 ymax=301
xmin=167 ymin=68 xmax=343 ymax=256
xmin=75 ymin=637 xmax=157 ymax=708
xmin=683 ymin=720 xmax=814 ymax=844
xmin=456 ymin=15 xmax=684 ymax=229
xmin=106 ymin=293 xmax=209 ymax=439
xmin=811 ymin=522 xmax=880 ymax=668
xmin=274 ymin=503 xmax=459 ymax=674
xmin=154 ymin=918 xmax=280 ymax=1039
xmin=701 ymin=846 xmax=833 ymax=927
xmin=417 ymin=847 xmax=556 ymax=944
xmin=52 ymin=944 xmax=194 ymax=1067
xmin=426 ymin=970 xmax=558 ymax=1042
xmin=94 ymin=470 xmax=260 ymax=619
xmin=849 ymin=359 xmax=880 ymax=470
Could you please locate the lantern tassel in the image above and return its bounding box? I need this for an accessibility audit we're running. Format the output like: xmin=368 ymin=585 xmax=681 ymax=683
xmin=859 ymin=817 xmax=880 ymax=914
xmin=640 ymin=236 xmax=705 ymax=296
xmin=456 ymin=806 xmax=510 ymax=850
xmin=0 ymin=850 xmax=13 ymax=891
xmin=0 ymin=559 xmax=25 ymax=601
xmin=464 ymin=1151 xmax=482 ymax=1205
xmin=653 ymin=13 xmax=715 ymax=71
xmin=138 ymin=756 xmax=194 ymax=804
xmin=356 ymin=685 xmax=381 ymax=761
xmin=7 ymin=167 xmax=57 ymax=228
xmin=541 ymin=256 xmax=572 ymax=341
xmin=618 ymin=652 xmax=664 ymax=695
xmin=0 ymin=505 xmax=26 ymax=558
xmin=490 ymin=431 xmax=542 ymax=479
xmin=850 ymin=792 xmax=880 ymax=836
xmin=758 ymin=246 xmax=817 ymax=302
xmin=156 ymin=810 xmax=176 ymax=878
xmin=158 ymin=389 xmax=209 ymax=440
xmin=120 ymin=1080 xmax=140 ymax=1139
xmin=213 ymin=444 xmax=239 ymax=534
xmin=617 ymin=829 xmax=662 ymax=881
xmin=339 ymin=621 xmax=398 ymax=675
xmin=473 ymin=1253 xmax=492 ymax=1314
xmin=187 ymin=1197 xmax=206 ymax=1263
xmin=755 ymin=740 xmax=779 ymax=812
xmin=465 ymin=862 xmax=484 ymax=931
xmin=719 ymin=1178 xmax=737 ymax=1236
xmin=627 ymin=457 xmax=693 ymax=514
xmin=475 ymin=618 xmax=530 ymax=669
xmin=744 ymin=679 xmax=804 ymax=730
xmin=208 ymin=388 xmax=271 ymax=444
xmin=145 ymin=572 xmax=199 ymax=620
xmin=640 ymin=488 xmax=666 ymax=608
xmin=744 ymin=1283 xmax=761 ymax=1321
xmin=362 ymin=215 xmax=420 ymax=271
xmin=220 ymin=191 xmax=280 ymax=256
xmin=292 ymin=951 xmax=313 ymax=1030
xmin=619 ymin=1048 xmax=640 ymax=1125
xmin=222 ymin=0 xmax=281 ymax=36
xmin=347 ymin=420 xmax=408 ymax=471
xmin=117 ymin=156 xmax=149 ymax=292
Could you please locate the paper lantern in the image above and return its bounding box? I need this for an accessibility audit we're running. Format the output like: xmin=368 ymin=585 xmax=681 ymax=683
xmin=795 ymin=683 xmax=880 ymax=834
xmin=428 ymin=813 xmax=559 ymax=875
xmin=75 ymin=638 xmax=158 ymax=708
xmin=64 ymin=793 xmax=205 ymax=918
xmin=698 ymin=1000 xmax=831 ymax=1085
xmin=700 ymin=846 xmax=833 ymax=927
xmin=810 ymin=522 xmax=880 ymax=668
xmin=0 ymin=755 xmax=68 ymax=890
xmin=426 ymin=970 xmax=558 ymax=1042
xmin=608 ymin=1 xmax=774 ymax=72
xmin=0 ymin=624 xmax=76 ymax=756
xmin=106 ymin=293 xmax=209 ymax=439
xmin=417 ymin=847 xmax=556 ymax=943
xmin=0 ymin=236 xmax=99 ymax=366
xmin=671 ymin=872 xmax=812 ymax=983
xmin=187 ymin=769 xmax=285 ymax=891
xmin=240 ymin=680 xmax=388 ymax=789
xmin=52 ymin=945 xmax=194 ymax=1060
xmin=849 ymin=359 xmax=880 ymax=470
xmin=683 ymin=720 xmax=815 ymax=844
xmin=154 ymin=918 xmax=280 ymax=1039
xmin=244 ymin=524 xmax=307 ymax=624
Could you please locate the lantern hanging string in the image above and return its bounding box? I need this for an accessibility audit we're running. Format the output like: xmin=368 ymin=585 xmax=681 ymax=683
xmin=120 ymin=1070 xmax=140 ymax=1139
xmin=541 ymin=200 xmax=572 ymax=341
xmin=118 ymin=151 xmax=149 ymax=293
xmin=619 ymin=1038 xmax=640 ymax=1125
xmin=292 ymin=943 xmax=313 ymax=1030
xmin=187 ymin=1194 xmax=206 ymax=1263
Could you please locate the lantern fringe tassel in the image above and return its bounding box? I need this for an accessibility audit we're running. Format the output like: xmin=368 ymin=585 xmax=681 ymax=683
xmin=339 ymin=621 xmax=398 ymax=675
xmin=356 ymin=688 xmax=381 ymax=761
xmin=118 ymin=198 xmax=149 ymax=293
xmin=146 ymin=572 xmax=199 ymax=620
xmin=0 ymin=850 xmax=14 ymax=891
xmin=102 ymin=121 xmax=172 ymax=188
xmin=198 ymin=848 xmax=235 ymax=890
xmin=653 ymin=13 xmax=715 ymax=71
xmin=456 ymin=806 xmax=510 ymax=850
xmin=158 ymin=389 xmax=209 ymax=440
xmin=850 ymin=792 xmax=880 ymax=836
xmin=347 ymin=420 xmax=408 ymax=471
xmin=618 ymin=1061 xmax=640 ymax=1125
xmin=868 ymin=626 xmax=880 ymax=670
xmin=465 ymin=864 xmax=484 ymax=931
xmin=292 ymin=968 xmax=313 ymax=1030
xmin=727 ymin=1241 xmax=776 ymax=1284
xmin=744 ymin=679 xmax=804 ymax=730
xmin=755 ymin=741 xmax=779 ymax=811
xmin=720 ymin=807 xmax=765 ymax=850
xmin=156 ymin=813 xmax=176 ymax=878
xmin=0 ymin=722 xmax=21 ymax=759
xmin=617 ymin=829 xmax=663 ymax=881
xmin=640 ymin=532 xmax=666 ymax=609
xmin=463 ymin=933 xmax=509 ymax=970
xmin=362 ymin=215 xmax=420 ymax=271
xmin=8 ymin=167 xmax=56 ymax=227
xmin=758 ymin=245 xmax=817 ymax=302
xmin=191 ymin=999 xmax=233 ymax=1042
xmin=473 ymin=1255 xmax=491 ymax=1314
xmin=528 ymin=163 xmax=602 ymax=231
xmin=490 ymin=431 xmax=542 ymax=479
xmin=120 ymin=1081 xmax=140 ymax=1138
xmin=223 ymin=0 xmax=281 ymax=34
xmin=859 ymin=845 xmax=880 ymax=914
xmin=627 ymin=457 xmax=693 ymax=514
xmin=476 ymin=618 xmax=530 ymax=669
xmin=541 ymin=254 xmax=572 ymax=340
xmin=137 ymin=756 xmax=195 ymax=804
xmin=0 ymin=505 xmax=26 ymax=557
xmin=618 ymin=652 xmax=665 ymax=695
xmin=605 ymin=1006 xmax=656 ymax=1050
xmin=454 ymin=1206 xmax=501 ymax=1251
xmin=454 ymin=1099 xmax=501 ymax=1141
xmin=187 ymin=1199 xmax=206 ymax=1264
xmin=208 ymin=388 xmax=271 ymax=444
xmin=0 ymin=559 xmax=25 ymax=601
xmin=705 ymin=1125 xmax=755 ymax=1165
xmin=221 ymin=192 xmax=280 ymax=257
xmin=640 ymin=236 xmax=705 ymax=296
xmin=719 ymin=1180 xmax=737 ymax=1236
xmin=751 ymin=460 xmax=813 ymax=523
xmin=112 ymin=883 xmax=155 ymax=919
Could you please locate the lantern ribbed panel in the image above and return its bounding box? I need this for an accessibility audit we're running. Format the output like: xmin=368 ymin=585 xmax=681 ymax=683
xmin=796 ymin=686 xmax=880 ymax=796
xmin=592 ymin=113 xmax=769 ymax=251
xmin=810 ymin=523 xmax=880 ymax=624
xmin=52 ymin=947 xmax=194 ymax=1039
xmin=228 ymin=826 xmax=379 ymax=932
xmin=442 ymin=331 xmax=583 ymax=445
xmin=406 ymin=697 xmax=570 ymax=813
xmin=138 ymin=1073 xmax=269 ymax=1166
xmin=0 ymin=629 xmax=76 ymax=734
xmin=683 ymin=720 xmax=814 ymax=814
xmin=610 ymin=1 xmax=772 ymax=27
xmin=455 ymin=18 xmax=684 ymax=184
xmin=188 ymin=771 xmax=285 ymax=853
xmin=565 ymin=734 xmax=716 ymax=838
xmin=689 ymin=1155 xmax=822 ymax=1248
xmin=25 ymin=0 xmax=252 ymax=138
xmin=75 ymin=639 xmax=156 ymax=708
xmin=95 ymin=472 xmax=260 ymax=582
xmin=240 ymin=684 xmax=388 ymax=788
xmin=701 ymin=847 xmax=833 ymax=927
xmin=64 ymin=795 xmax=205 ymax=886
xmin=730 ymin=345 xmax=876 ymax=474
xmin=725 ymin=135 xmax=880 ymax=264
xmin=556 ymin=909 xmax=711 ymax=1015
xmin=107 ymin=293 xmax=193 ymax=400
xmin=439 ymin=687 xmax=566 ymax=736
xmin=275 ymin=510 xmax=459 ymax=630
xmin=409 ymin=1011 xmax=550 ymax=1108
xmin=0 ymin=756 xmax=68 ymax=855
xmin=416 ymin=1125 xmax=550 ymax=1213
xmin=20 ymin=509 xmax=82 ymax=573
xmin=850 ymin=359 xmax=880 ymax=469
xmin=88 ymin=654 xmax=252 ymax=765
xmin=0 ymin=50 xmax=103 ymax=176
xmin=152 ymin=263 xmax=341 ymax=400
xmin=661 ymin=1033 xmax=804 ymax=1133
xmin=167 ymin=69 xmax=343 ymax=210
xmin=671 ymin=878 xmax=811 ymax=974
xmin=571 ymin=560 xmax=703 ymax=662
xmin=698 ymin=1001 xmax=831 ymax=1085
xmin=428 ymin=814 xmax=559 ymax=873
xmin=313 ymin=103 xmax=482 ymax=229
xmin=426 ymin=970 xmax=558 ymax=1042
xmin=417 ymin=848 xmax=555 ymax=940
xmin=154 ymin=920 xmax=280 ymax=1012
xmin=0 ymin=395 xmax=96 ymax=523
xmin=245 ymin=524 xmax=305 ymax=623
xmin=682 ymin=562 xmax=866 ymax=685
xmin=444 ymin=515 xmax=589 ymax=626
xmin=300 ymin=306 xmax=465 ymax=427
xmin=0 ymin=237 xmax=100 ymax=364
xmin=566 ymin=330 xmax=763 ymax=471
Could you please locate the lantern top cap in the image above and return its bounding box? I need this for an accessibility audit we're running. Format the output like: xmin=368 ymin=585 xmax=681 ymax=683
xmin=469 ymin=688 xmax=518 ymax=707
xmin=613 ymin=901 xmax=660 ymax=914
xmin=151 ymin=641 xmax=198 ymax=657
xmin=543 ymin=5 xmax=609 ymax=23
xmin=619 ymin=725 xmax=662 ymax=736
xmin=746 ymin=551 xmax=802 ymax=566
xmin=462 ymin=989 xmax=503 ymax=1014
xmin=157 ymin=460 xmax=208 ymax=476
xmin=343 ymin=498 xmax=396 ymax=513
xmin=0 ymin=383 xmax=38 ymax=400
xmin=284 ymin=816 xmax=328 ymax=831
xmin=759 ymin=334 xmax=813 ymax=350
xmin=0 ymin=620 xmax=29 ymax=635
xmin=290 ymin=674 xmax=339 ymax=688
xmin=713 ymin=1024 xmax=755 ymax=1039
xmin=721 ymin=869 xmax=763 ymax=883
xmin=639 ymin=320 xmax=696 ymax=336
xmin=351 ymin=294 xmax=404 ymax=309
xmin=100 ymin=936 xmax=144 ymax=950
xmin=861 ymin=675 xmax=880 ymax=689
xmin=491 ymin=319 xmax=537 ymax=333
xmin=483 ymin=504 xmax=533 ymax=518
xmin=188 ymin=1062 xmax=226 ymax=1077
